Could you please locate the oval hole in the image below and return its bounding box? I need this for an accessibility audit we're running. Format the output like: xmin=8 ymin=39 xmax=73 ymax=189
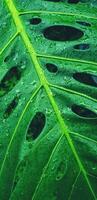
xmin=76 ymin=21 xmax=91 ymax=27
xmin=45 ymin=0 xmax=61 ymax=1
xmin=80 ymin=0 xmax=89 ymax=3
xmin=27 ymin=112 xmax=46 ymax=140
xmin=72 ymin=104 xmax=97 ymax=118
xmin=74 ymin=43 xmax=90 ymax=50
xmin=68 ymin=0 xmax=80 ymax=3
xmin=12 ymin=159 xmax=27 ymax=191
xmin=4 ymin=55 xmax=10 ymax=63
xmin=73 ymin=72 xmax=97 ymax=87
xmin=43 ymin=25 xmax=84 ymax=41
xmin=4 ymin=96 xmax=19 ymax=119
xmin=46 ymin=63 xmax=58 ymax=73
xmin=0 ymin=66 xmax=21 ymax=97
xmin=29 ymin=18 xmax=41 ymax=25
xmin=4 ymin=51 xmax=15 ymax=63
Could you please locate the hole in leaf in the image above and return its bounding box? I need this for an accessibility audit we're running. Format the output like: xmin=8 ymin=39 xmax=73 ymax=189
xmin=0 ymin=66 xmax=21 ymax=97
xmin=45 ymin=0 xmax=60 ymax=1
xmin=68 ymin=0 xmax=80 ymax=3
xmin=27 ymin=112 xmax=46 ymax=140
xmin=4 ymin=96 xmax=19 ymax=119
xmin=76 ymin=21 xmax=91 ymax=27
xmin=46 ymin=63 xmax=58 ymax=73
xmin=56 ymin=161 xmax=67 ymax=181
xmin=74 ymin=43 xmax=90 ymax=50
xmin=72 ymin=104 xmax=97 ymax=118
xmin=73 ymin=72 xmax=97 ymax=87
xmin=4 ymin=55 xmax=10 ymax=63
xmin=29 ymin=18 xmax=41 ymax=25
xmin=4 ymin=50 xmax=16 ymax=63
xmin=80 ymin=0 xmax=89 ymax=3
xmin=43 ymin=25 xmax=84 ymax=41
xmin=12 ymin=158 xmax=27 ymax=191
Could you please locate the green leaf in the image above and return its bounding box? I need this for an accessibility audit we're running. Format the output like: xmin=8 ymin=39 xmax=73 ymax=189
xmin=0 ymin=0 xmax=97 ymax=199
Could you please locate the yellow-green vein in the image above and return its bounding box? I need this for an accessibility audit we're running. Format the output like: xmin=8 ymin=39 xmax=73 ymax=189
xmin=68 ymin=170 xmax=81 ymax=200
xmin=49 ymin=83 xmax=97 ymax=103
xmin=71 ymin=131 xmax=97 ymax=145
xmin=37 ymin=53 xmax=97 ymax=67
xmin=0 ymin=85 xmax=41 ymax=177
xmin=0 ymin=32 xmax=19 ymax=56
xmin=5 ymin=0 xmax=97 ymax=199
xmin=32 ymin=134 xmax=65 ymax=200
xmin=19 ymin=10 xmax=97 ymax=20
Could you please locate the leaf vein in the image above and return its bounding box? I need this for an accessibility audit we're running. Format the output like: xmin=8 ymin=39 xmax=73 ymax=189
xmin=5 ymin=1 xmax=97 ymax=199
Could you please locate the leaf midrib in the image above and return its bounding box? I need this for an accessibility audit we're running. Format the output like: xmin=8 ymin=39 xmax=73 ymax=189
xmin=4 ymin=0 xmax=97 ymax=199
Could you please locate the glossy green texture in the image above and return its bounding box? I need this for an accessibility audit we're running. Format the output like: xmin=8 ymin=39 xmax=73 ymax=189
xmin=0 ymin=0 xmax=97 ymax=200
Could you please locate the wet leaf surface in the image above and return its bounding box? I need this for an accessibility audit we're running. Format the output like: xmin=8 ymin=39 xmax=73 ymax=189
xmin=0 ymin=0 xmax=97 ymax=200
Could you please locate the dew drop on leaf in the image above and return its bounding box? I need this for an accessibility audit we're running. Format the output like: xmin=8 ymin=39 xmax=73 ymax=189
xmin=45 ymin=108 xmax=52 ymax=115
xmin=16 ymin=89 xmax=20 ymax=94
xmin=21 ymin=65 xmax=26 ymax=69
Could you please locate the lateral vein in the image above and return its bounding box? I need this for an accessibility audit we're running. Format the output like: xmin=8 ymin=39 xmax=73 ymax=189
xmin=5 ymin=0 xmax=97 ymax=199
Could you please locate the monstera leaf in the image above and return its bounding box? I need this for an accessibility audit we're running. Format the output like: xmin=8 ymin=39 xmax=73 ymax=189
xmin=0 ymin=0 xmax=97 ymax=199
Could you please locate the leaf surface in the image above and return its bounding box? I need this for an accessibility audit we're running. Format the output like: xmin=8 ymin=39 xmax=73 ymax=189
xmin=0 ymin=0 xmax=97 ymax=199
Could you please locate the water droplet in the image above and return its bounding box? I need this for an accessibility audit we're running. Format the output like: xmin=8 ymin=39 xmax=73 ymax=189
xmin=16 ymin=89 xmax=20 ymax=93
xmin=45 ymin=108 xmax=52 ymax=115
xmin=51 ymin=166 xmax=55 ymax=171
xmin=21 ymin=65 xmax=26 ymax=69
xmin=21 ymin=81 xmax=24 ymax=85
xmin=92 ymin=166 xmax=96 ymax=170
xmin=13 ymin=53 xmax=19 ymax=61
